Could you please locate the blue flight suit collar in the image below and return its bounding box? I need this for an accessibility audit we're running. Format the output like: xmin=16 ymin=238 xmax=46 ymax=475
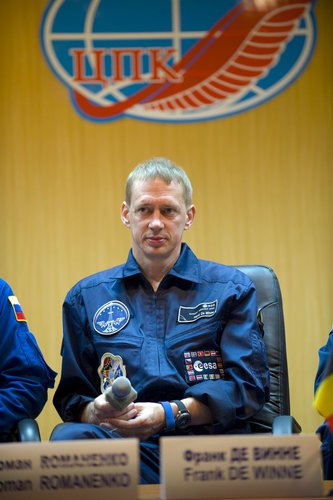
xmin=121 ymin=243 xmax=201 ymax=284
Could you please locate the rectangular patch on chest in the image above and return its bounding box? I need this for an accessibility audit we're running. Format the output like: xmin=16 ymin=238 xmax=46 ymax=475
xmin=178 ymin=300 xmax=217 ymax=323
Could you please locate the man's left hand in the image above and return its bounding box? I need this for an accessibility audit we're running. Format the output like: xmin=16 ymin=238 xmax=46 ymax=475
xmin=100 ymin=402 xmax=165 ymax=440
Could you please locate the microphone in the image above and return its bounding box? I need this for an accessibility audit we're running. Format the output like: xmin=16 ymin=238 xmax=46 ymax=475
xmin=104 ymin=376 xmax=137 ymax=411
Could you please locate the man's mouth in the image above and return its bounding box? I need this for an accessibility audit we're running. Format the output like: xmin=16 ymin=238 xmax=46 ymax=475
xmin=146 ymin=236 xmax=167 ymax=246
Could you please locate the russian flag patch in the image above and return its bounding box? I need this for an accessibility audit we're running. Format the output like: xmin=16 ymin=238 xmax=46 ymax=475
xmin=8 ymin=295 xmax=27 ymax=322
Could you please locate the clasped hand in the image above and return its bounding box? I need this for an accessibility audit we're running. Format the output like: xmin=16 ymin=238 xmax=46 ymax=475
xmin=86 ymin=394 xmax=165 ymax=441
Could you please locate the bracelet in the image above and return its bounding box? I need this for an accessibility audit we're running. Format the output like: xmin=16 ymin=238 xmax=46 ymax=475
xmin=158 ymin=401 xmax=175 ymax=431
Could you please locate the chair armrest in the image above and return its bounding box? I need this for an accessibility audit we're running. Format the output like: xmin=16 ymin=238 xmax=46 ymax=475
xmin=17 ymin=418 xmax=41 ymax=442
xmin=272 ymin=415 xmax=302 ymax=435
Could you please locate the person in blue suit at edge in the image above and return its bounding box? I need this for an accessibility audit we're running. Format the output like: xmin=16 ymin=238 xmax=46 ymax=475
xmin=0 ymin=278 xmax=57 ymax=442
xmin=50 ymin=157 xmax=270 ymax=483
xmin=314 ymin=327 xmax=333 ymax=479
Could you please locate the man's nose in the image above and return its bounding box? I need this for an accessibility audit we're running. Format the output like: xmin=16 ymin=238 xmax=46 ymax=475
xmin=149 ymin=210 xmax=164 ymax=229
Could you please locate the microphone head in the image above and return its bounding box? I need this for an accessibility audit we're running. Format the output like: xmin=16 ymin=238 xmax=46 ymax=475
xmin=104 ymin=376 xmax=137 ymax=410
xmin=111 ymin=376 xmax=131 ymax=399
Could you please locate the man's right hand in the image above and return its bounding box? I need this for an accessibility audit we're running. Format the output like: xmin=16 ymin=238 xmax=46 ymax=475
xmin=80 ymin=393 xmax=138 ymax=426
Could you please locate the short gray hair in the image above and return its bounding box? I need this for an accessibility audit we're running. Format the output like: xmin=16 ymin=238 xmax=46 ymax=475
xmin=125 ymin=157 xmax=193 ymax=208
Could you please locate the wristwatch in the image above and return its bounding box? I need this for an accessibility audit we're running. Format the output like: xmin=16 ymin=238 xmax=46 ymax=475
xmin=171 ymin=400 xmax=191 ymax=429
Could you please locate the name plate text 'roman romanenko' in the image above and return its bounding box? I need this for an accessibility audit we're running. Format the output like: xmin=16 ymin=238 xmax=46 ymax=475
xmin=0 ymin=439 xmax=138 ymax=500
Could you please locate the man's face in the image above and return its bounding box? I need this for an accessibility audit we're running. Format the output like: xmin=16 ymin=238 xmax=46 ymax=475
xmin=121 ymin=177 xmax=195 ymax=267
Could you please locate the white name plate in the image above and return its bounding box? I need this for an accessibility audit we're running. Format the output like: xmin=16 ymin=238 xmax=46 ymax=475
xmin=160 ymin=433 xmax=323 ymax=499
xmin=0 ymin=438 xmax=138 ymax=499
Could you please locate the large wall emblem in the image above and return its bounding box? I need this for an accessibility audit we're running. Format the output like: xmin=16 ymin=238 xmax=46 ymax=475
xmin=40 ymin=0 xmax=316 ymax=123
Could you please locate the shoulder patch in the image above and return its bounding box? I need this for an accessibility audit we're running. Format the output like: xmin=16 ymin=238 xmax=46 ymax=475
xmin=93 ymin=300 xmax=129 ymax=335
xmin=98 ymin=352 xmax=126 ymax=393
xmin=8 ymin=295 xmax=27 ymax=322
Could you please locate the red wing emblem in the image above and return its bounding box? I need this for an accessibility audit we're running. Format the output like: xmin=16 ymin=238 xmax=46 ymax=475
xmin=144 ymin=1 xmax=312 ymax=111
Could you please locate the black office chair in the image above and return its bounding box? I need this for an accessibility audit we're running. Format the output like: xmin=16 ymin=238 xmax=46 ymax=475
xmin=2 ymin=419 xmax=42 ymax=442
xmin=234 ymin=265 xmax=301 ymax=435
xmin=17 ymin=418 xmax=41 ymax=441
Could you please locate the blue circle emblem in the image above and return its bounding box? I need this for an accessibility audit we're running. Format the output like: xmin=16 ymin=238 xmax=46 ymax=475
xmin=40 ymin=0 xmax=317 ymax=123
xmin=93 ymin=301 xmax=129 ymax=335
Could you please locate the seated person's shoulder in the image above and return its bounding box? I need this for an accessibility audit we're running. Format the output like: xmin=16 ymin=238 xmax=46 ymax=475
xmin=199 ymin=259 xmax=253 ymax=288
xmin=66 ymin=264 xmax=125 ymax=300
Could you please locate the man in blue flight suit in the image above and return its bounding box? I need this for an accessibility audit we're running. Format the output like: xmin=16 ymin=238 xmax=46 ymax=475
xmin=51 ymin=157 xmax=270 ymax=483
xmin=314 ymin=327 xmax=333 ymax=479
xmin=0 ymin=278 xmax=56 ymax=441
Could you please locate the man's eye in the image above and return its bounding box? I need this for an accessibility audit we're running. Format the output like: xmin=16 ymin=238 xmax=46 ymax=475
xmin=164 ymin=208 xmax=175 ymax=216
xmin=138 ymin=207 xmax=148 ymax=214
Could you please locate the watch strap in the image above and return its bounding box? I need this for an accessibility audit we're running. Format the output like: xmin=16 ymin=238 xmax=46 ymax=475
xmin=158 ymin=401 xmax=175 ymax=431
xmin=171 ymin=399 xmax=191 ymax=429
xmin=171 ymin=399 xmax=187 ymax=413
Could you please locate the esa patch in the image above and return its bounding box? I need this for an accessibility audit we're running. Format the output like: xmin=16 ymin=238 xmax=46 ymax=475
xmin=8 ymin=296 xmax=27 ymax=322
xmin=98 ymin=352 xmax=126 ymax=393
xmin=184 ymin=350 xmax=224 ymax=383
xmin=178 ymin=300 xmax=217 ymax=323
xmin=93 ymin=300 xmax=129 ymax=335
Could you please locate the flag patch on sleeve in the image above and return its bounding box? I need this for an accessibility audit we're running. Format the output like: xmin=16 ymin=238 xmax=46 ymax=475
xmin=183 ymin=350 xmax=225 ymax=383
xmin=8 ymin=295 xmax=27 ymax=322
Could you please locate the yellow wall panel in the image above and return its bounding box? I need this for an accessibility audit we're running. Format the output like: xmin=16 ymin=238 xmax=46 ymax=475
xmin=0 ymin=0 xmax=332 ymax=440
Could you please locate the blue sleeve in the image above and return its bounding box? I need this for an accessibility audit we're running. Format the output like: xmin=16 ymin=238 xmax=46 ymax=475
xmin=53 ymin=290 xmax=100 ymax=421
xmin=185 ymin=281 xmax=270 ymax=433
xmin=314 ymin=328 xmax=333 ymax=479
xmin=314 ymin=328 xmax=333 ymax=393
xmin=0 ymin=279 xmax=57 ymax=436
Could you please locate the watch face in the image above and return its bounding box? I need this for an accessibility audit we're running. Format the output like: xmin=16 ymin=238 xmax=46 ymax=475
xmin=176 ymin=411 xmax=191 ymax=429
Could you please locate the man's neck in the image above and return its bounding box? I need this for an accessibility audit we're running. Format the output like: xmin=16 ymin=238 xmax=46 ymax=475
xmin=134 ymin=251 xmax=180 ymax=292
xmin=142 ymin=260 xmax=173 ymax=292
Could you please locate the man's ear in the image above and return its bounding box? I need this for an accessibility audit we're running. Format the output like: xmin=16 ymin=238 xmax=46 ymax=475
xmin=121 ymin=202 xmax=131 ymax=228
xmin=184 ymin=204 xmax=196 ymax=230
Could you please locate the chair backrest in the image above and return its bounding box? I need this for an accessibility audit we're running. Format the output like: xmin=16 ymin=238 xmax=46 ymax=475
xmin=234 ymin=265 xmax=291 ymax=433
